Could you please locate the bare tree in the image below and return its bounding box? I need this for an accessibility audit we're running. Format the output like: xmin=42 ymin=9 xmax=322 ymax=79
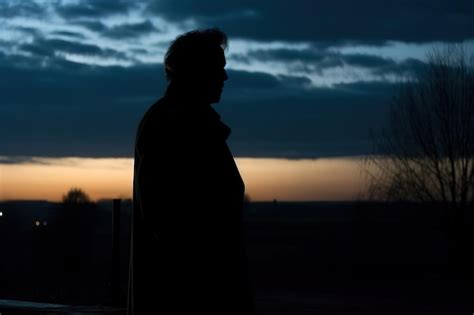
xmin=364 ymin=45 xmax=474 ymax=224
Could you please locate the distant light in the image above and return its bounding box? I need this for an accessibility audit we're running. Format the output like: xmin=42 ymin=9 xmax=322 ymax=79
xmin=0 ymin=211 xmax=3 ymax=217
xmin=43 ymin=221 xmax=48 ymax=226
xmin=35 ymin=220 xmax=41 ymax=227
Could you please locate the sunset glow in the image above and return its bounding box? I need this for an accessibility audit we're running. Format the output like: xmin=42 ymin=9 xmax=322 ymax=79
xmin=0 ymin=157 xmax=369 ymax=202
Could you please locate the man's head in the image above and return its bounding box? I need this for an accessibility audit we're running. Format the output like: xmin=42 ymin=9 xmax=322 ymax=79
xmin=164 ymin=28 xmax=228 ymax=104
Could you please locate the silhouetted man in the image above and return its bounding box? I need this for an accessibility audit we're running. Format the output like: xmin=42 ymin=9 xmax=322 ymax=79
xmin=127 ymin=29 xmax=256 ymax=315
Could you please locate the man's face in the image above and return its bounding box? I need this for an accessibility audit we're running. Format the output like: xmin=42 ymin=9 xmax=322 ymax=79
xmin=201 ymin=48 xmax=228 ymax=104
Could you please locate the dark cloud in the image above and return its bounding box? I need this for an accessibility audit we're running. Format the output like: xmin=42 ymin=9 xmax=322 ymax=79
xmin=0 ymin=156 xmax=51 ymax=165
xmin=0 ymin=51 xmax=395 ymax=158
xmin=372 ymin=58 xmax=426 ymax=77
xmin=75 ymin=21 xmax=108 ymax=32
xmin=56 ymin=0 xmax=136 ymax=19
xmin=15 ymin=27 xmax=43 ymax=37
xmin=19 ymin=38 xmax=129 ymax=60
xmin=0 ymin=51 xmax=164 ymax=157
xmin=148 ymin=0 xmax=473 ymax=43
xmin=229 ymin=48 xmax=343 ymax=74
xmin=231 ymin=48 xmax=426 ymax=77
xmin=224 ymin=70 xmax=281 ymax=89
xmin=276 ymin=75 xmax=312 ymax=88
xmin=245 ymin=49 xmax=327 ymax=63
xmin=102 ymin=20 xmax=158 ymax=39
xmin=0 ymin=0 xmax=44 ymax=18
xmin=70 ymin=20 xmax=158 ymax=39
xmin=343 ymin=54 xmax=394 ymax=68
xmin=20 ymin=41 xmax=53 ymax=57
xmin=131 ymin=48 xmax=149 ymax=54
xmin=1 ymin=0 xmax=468 ymax=161
xmin=227 ymin=53 xmax=251 ymax=64
xmin=51 ymin=31 xmax=87 ymax=39
xmin=240 ymin=48 xmax=340 ymax=73
xmin=219 ymin=80 xmax=393 ymax=158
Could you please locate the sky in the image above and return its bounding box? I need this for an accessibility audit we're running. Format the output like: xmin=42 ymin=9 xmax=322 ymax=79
xmin=0 ymin=0 xmax=473 ymax=201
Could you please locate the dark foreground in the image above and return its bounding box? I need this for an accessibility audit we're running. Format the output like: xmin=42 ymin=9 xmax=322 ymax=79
xmin=0 ymin=201 xmax=472 ymax=314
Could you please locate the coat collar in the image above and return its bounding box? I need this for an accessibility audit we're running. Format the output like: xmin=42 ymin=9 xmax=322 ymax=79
xmin=163 ymin=84 xmax=231 ymax=141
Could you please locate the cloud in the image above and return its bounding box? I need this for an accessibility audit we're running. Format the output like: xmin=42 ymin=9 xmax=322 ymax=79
xmin=0 ymin=51 xmax=166 ymax=157
xmin=219 ymin=80 xmax=394 ymax=158
xmin=342 ymin=54 xmax=394 ymax=68
xmin=0 ymin=51 xmax=395 ymax=159
xmin=51 ymin=30 xmax=87 ymax=39
xmin=0 ymin=0 xmax=45 ymax=18
xmin=55 ymin=0 xmax=137 ymax=19
xmin=240 ymin=48 xmax=327 ymax=64
xmin=0 ymin=156 xmax=53 ymax=165
xmin=148 ymin=0 xmax=473 ymax=44
xmin=371 ymin=58 xmax=426 ymax=77
xmin=239 ymin=48 xmax=350 ymax=73
xmin=75 ymin=20 xmax=108 ymax=32
xmin=3 ymin=1 xmax=473 ymax=56
xmin=1 ymin=0 xmax=462 ymax=159
xmin=71 ymin=19 xmax=158 ymax=39
xmin=230 ymin=47 xmax=427 ymax=79
xmin=14 ymin=26 xmax=43 ymax=37
xmin=19 ymin=38 xmax=129 ymax=60
xmin=102 ymin=20 xmax=159 ymax=39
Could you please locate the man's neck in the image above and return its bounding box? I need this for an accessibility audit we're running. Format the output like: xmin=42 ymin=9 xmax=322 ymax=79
xmin=165 ymin=82 xmax=212 ymax=107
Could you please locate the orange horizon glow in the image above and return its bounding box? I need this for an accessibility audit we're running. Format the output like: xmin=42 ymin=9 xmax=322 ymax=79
xmin=0 ymin=156 xmax=370 ymax=202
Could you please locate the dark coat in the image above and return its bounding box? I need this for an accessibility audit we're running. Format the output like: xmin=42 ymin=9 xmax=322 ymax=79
xmin=127 ymin=89 xmax=256 ymax=315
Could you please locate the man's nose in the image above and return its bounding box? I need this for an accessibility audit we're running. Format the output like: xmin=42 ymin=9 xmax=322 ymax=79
xmin=223 ymin=70 xmax=228 ymax=81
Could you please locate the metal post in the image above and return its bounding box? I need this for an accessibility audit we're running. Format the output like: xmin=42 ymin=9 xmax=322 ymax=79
xmin=111 ymin=199 xmax=121 ymax=305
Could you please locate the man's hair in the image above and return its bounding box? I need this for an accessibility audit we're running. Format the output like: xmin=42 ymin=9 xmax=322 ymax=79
xmin=164 ymin=28 xmax=228 ymax=81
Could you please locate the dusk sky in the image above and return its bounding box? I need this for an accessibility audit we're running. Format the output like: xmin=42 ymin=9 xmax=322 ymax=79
xmin=0 ymin=0 xmax=473 ymax=201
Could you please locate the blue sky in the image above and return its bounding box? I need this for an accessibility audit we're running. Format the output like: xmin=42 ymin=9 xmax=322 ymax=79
xmin=1 ymin=0 xmax=473 ymax=159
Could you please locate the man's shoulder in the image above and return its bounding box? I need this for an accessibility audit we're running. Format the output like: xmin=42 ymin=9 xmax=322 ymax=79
xmin=139 ymin=96 xmax=178 ymax=127
xmin=145 ymin=96 xmax=176 ymax=119
xmin=135 ymin=96 xmax=183 ymax=143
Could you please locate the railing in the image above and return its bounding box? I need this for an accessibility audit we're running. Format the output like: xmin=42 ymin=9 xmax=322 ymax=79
xmin=0 ymin=298 xmax=126 ymax=314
